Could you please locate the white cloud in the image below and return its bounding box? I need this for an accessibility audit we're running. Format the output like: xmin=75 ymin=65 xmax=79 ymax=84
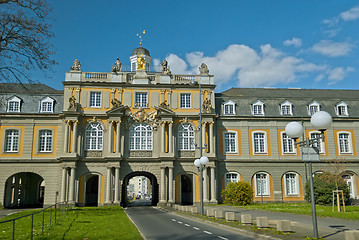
xmin=283 ymin=38 xmax=302 ymax=47
xmin=312 ymin=40 xmax=355 ymax=57
xmin=340 ymin=6 xmax=359 ymax=21
xmin=161 ymin=44 xmax=327 ymax=88
xmin=327 ymin=67 xmax=354 ymax=84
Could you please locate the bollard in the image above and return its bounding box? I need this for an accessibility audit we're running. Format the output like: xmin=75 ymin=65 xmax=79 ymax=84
xmin=276 ymin=220 xmax=292 ymax=232
xmin=225 ymin=212 xmax=236 ymax=221
xmin=256 ymin=217 xmax=269 ymax=228
xmin=191 ymin=207 xmax=199 ymax=214
xmin=344 ymin=230 xmax=359 ymax=240
xmin=215 ymin=210 xmax=224 ymax=219
xmin=241 ymin=214 xmax=252 ymax=225
xmin=206 ymin=209 xmax=215 ymax=217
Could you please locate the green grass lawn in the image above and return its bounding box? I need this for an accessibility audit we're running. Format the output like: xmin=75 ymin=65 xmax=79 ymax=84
xmin=236 ymin=202 xmax=359 ymax=220
xmin=0 ymin=206 xmax=143 ymax=240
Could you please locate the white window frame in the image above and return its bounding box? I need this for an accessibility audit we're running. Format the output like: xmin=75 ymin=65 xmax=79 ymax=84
xmin=5 ymin=129 xmax=19 ymax=152
xmin=7 ymin=96 xmax=21 ymax=113
xmin=89 ymin=92 xmax=102 ymax=108
xmin=39 ymin=129 xmax=53 ymax=152
xmin=178 ymin=123 xmax=195 ymax=151
xmin=85 ymin=123 xmax=103 ymax=151
xmin=280 ymin=100 xmax=293 ymax=115
xmin=40 ymin=96 xmax=54 ymax=113
xmin=180 ymin=93 xmax=191 ymax=109
xmin=252 ymin=131 xmax=267 ymax=154
xmin=309 ymin=131 xmax=325 ymax=154
xmin=284 ymin=172 xmax=299 ymax=196
xmin=135 ymin=92 xmax=148 ymax=108
xmin=223 ymin=100 xmax=236 ymax=115
xmin=252 ymin=100 xmax=264 ymax=116
xmin=342 ymin=174 xmax=355 ymax=199
xmin=281 ymin=132 xmax=295 ymax=154
xmin=223 ymin=131 xmax=237 ymax=154
xmin=225 ymin=172 xmax=240 ymax=187
xmin=129 ymin=123 xmax=153 ymax=151
xmin=308 ymin=101 xmax=321 ymax=116
xmin=338 ymin=131 xmax=353 ymax=154
xmin=336 ymin=102 xmax=348 ymax=117
xmin=255 ymin=173 xmax=270 ymax=197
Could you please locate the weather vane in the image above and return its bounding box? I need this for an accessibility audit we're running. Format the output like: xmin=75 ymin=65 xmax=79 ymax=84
xmin=136 ymin=30 xmax=146 ymax=47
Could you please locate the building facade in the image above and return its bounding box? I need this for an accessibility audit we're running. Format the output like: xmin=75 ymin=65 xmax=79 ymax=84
xmin=1 ymin=46 xmax=358 ymax=208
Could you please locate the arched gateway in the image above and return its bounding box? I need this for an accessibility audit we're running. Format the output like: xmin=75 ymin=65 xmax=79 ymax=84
xmin=121 ymin=171 xmax=159 ymax=206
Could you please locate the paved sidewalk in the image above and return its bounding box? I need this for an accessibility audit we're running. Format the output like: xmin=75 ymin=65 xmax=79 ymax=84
xmin=170 ymin=205 xmax=359 ymax=240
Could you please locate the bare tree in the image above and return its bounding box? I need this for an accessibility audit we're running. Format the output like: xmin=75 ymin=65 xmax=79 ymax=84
xmin=0 ymin=0 xmax=56 ymax=83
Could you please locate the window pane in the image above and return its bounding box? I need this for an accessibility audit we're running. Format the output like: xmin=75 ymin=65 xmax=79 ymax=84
xmin=282 ymin=133 xmax=294 ymax=153
xmin=254 ymin=133 xmax=265 ymax=153
xmin=256 ymin=173 xmax=268 ymax=195
xmin=39 ymin=130 xmax=52 ymax=152
xmin=6 ymin=130 xmax=19 ymax=152
xmin=130 ymin=123 xmax=153 ymax=150
xmin=85 ymin=123 xmax=103 ymax=150
xmin=178 ymin=124 xmax=195 ymax=150
xmin=90 ymin=92 xmax=101 ymax=107
xmin=285 ymin=173 xmax=297 ymax=195
xmin=339 ymin=133 xmax=351 ymax=153
xmin=180 ymin=94 xmax=191 ymax=108
xmin=135 ymin=93 xmax=148 ymax=107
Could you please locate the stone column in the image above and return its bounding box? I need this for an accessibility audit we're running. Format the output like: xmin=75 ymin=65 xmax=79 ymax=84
xmin=168 ymin=167 xmax=173 ymax=203
xmin=209 ymin=122 xmax=214 ymax=153
xmin=116 ymin=121 xmax=121 ymax=153
xmin=69 ymin=167 xmax=75 ymax=204
xmin=61 ymin=168 xmax=67 ymax=202
xmin=105 ymin=167 xmax=112 ymax=204
xmin=161 ymin=122 xmax=165 ymax=153
xmin=210 ymin=167 xmax=217 ymax=202
xmin=114 ymin=167 xmax=120 ymax=203
xmin=108 ymin=121 xmax=114 ymax=153
xmin=63 ymin=121 xmax=69 ymax=153
xmin=202 ymin=122 xmax=206 ymax=151
xmin=72 ymin=120 xmax=78 ymax=154
xmin=168 ymin=122 xmax=173 ymax=153
xmin=160 ymin=167 xmax=166 ymax=203
xmin=203 ymin=167 xmax=209 ymax=202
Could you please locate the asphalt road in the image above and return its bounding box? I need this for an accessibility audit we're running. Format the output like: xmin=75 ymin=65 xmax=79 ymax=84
xmin=125 ymin=204 xmax=256 ymax=240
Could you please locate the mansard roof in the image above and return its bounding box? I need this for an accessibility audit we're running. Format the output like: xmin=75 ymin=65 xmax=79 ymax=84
xmin=0 ymin=83 xmax=63 ymax=94
xmin=215 ymin=88 xmax=359 ymax=118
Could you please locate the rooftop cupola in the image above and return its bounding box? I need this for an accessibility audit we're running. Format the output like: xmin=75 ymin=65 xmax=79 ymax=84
xmin=130 ymin=45 xmax=152 ymax=72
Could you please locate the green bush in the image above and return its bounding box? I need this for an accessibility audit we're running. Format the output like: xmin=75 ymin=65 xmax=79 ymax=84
xmin=222 ymin=181 xmax=253 ymax=205
xmin=305 ymin=172 xmax=350 ymax=205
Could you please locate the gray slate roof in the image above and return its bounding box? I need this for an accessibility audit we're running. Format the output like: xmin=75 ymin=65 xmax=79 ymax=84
xmin=215 ymin=88 xmax=359 ymax=118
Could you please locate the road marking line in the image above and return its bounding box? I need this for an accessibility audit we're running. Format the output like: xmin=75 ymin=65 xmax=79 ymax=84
xmin=185 ymin=224 xmax=190 ymax=227
xmin=171 ymin=219 xmax=176 ymax=222
xmin=193 ymin=227 xmax=200 ymax=230
xmin=218 ymin=236 xmax=228 ymax=240
xmin=178 ymin=221 xmax=182 ymax=224
xmin=203 ymin=231 xmax=212 ymax=235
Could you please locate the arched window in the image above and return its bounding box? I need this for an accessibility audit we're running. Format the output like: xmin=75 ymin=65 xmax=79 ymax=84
xmin=178 ymin=123 xmax=195 ymax=151
xmin=255 ymin=172 xmax=270 ymax=196
xmin=225 ymin=172 xmax=240 ymax=187
xmin=130 ymin=123 xmax=152 ymax=150
xmin=85 ymin=123 xmax=103 ymax=150
xmin=284 ymin=172 xmax=299 ymax=196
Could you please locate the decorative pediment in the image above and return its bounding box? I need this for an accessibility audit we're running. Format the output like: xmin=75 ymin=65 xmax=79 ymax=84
xmin=125 ymin=108 xmax=160 ymax=130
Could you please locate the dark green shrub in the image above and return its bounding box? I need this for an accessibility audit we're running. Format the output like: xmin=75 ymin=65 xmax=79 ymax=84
xmin=305 ymin=172 xmax=350 ymax=205
xmin=222 ymin=181 xmax=253 ymax=205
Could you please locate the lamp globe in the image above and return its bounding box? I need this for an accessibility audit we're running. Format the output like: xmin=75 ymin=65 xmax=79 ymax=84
xmin=194 ymin=159 xmax=201 ymax=167
xmin=199 ymin=156 xmax=209 ymax=165
xmin=285 ymin=122 xmax=304 ymax=139
xmin=311 ymin=111 xmax=332 ymax=131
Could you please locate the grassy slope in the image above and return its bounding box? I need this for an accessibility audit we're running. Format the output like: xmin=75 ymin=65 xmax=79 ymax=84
xmin=0 ymin=206 xmax=143 ymax=240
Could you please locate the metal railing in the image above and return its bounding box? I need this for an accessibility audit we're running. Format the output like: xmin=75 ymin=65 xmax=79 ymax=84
xmin=0 ymin=202 xmax=70 ymax=240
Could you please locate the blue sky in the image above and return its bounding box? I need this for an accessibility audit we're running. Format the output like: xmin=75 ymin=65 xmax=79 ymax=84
xmin=38 ymin=1 xmax=359 ymax=92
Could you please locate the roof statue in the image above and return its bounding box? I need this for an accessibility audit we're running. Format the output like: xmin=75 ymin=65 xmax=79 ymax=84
xmin=70 ymin=59 xmax=81 ymax=71
xmin=202 ymin=97 xmax=212 ymax=113
xmin=161 ymin=59 xmax=171 ymax=75
xmin=137 ymin=54 xmax=146 ymax=70
xmin=111 ymin=58 xmax=122 ymax=73
xmin=68 ymin=95 xmax=77 ymax=111
xmin=111 ymin=98 xmax=122 ymax=109
xmin=199 ymin=63 xmax=209 ymax=75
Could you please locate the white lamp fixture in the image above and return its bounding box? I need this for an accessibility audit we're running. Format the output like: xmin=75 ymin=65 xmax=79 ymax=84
xmin=199 ymin=156 xmax=209 ymax=165
xmin=194 ymin=159 xmax=201 ymax=168
xmin=285 ymin=121 xmax=304 ymax=139
xmin=310 ymin=111 xmax=332 ymax=131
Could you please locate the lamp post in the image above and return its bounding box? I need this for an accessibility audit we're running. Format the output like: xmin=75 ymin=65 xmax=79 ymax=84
xmin=285 ymin=111 xmax=332 ymax=239
xmin=191 ymin=79 xmax=209 ymax=215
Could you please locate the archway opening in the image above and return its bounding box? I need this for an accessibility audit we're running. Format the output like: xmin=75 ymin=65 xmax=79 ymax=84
xmin=122 ymin=171 xmax=158 ymax=207
xmin=181 ymin=174 xmax=193 ymax=205
xmin=4 ymin=172 xmax=44 ymax=208
xmin=85 ymin=175 xmax=99 ymax=207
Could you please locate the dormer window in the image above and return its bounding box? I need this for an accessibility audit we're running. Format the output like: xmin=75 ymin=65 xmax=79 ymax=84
xmin=7 ymin=96 xmax=21 ymax=113
xmin=308 ymin=101 xmax=321 ymax=116
xmin=252 ymin=100 xmax=264 ymax=116
xmin=280 ymin=100 xmax=293 ymax=115
xmin=223 ymin=100 xmax=235 ymax=115
xmin=336 ymin=102 xmax=348 ymax=117
xmin=40 ymin=96 xmax=55 ymax=113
